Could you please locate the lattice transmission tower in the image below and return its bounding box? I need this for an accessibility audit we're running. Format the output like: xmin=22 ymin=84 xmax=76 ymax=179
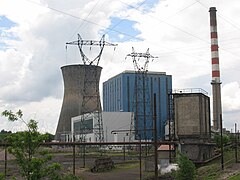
xmin=126 ymin=47 xmax=158 ymax=141
xmin=66 ymin=34 xmax=117 ymax=142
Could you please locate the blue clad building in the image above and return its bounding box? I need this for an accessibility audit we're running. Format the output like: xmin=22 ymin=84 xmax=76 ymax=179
xmin=103 ymin=70 xmax=172 ymax=140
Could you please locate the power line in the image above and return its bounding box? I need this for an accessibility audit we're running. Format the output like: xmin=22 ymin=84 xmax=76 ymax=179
xmin=104 ymin=0 xmax=150 ymax=35
xmin=196 ymin=0 xmax=240 ymax=31
xmin=25 ymin=0 xmax=142 ymax=41
xmin=24 ymin=0 xmax=239 ymax=63
xmin=195 ymin=0 xmax=240 ymax=60
xmin=218 ymin=14 xmax=240 ymax=32
xmin=68 ymin=0 xmax=102 ymax=41
xmin=120 ymin=0 xmax=210 ymax=44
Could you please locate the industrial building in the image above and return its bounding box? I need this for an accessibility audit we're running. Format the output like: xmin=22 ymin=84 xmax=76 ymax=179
xmin=103 ymin=70 xmax=172 ymax=140
xmin=173 ymin=89 xmax=215 ymax=163
xmin=55 ymin=34 xmax=116 ymax=142
xmin=70 ymin=112 xmax=132 ymax=143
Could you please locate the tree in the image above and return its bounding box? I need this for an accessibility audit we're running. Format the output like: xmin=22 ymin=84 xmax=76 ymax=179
xmin=1 ymin=110 xmax=62 ymax=180
xmin=214 ymin=133 xmax=230 ymax=148
xmin=43 ymin=132 xmax=55 ymax=142
xmin=0 ymin=129 xmax=11 ymax=142
xmin=175 ymin=152 xmax=196 ymax=180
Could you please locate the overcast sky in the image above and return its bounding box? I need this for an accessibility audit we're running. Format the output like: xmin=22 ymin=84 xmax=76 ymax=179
xmin=0 ymin=0 xmax=240 ymax=133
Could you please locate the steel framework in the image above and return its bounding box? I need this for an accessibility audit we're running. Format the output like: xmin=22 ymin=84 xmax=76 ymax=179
xmin=126 ymin=47 xmax=157 ymax=141
xmin=66 ymin=34 xmax=117 ymax=142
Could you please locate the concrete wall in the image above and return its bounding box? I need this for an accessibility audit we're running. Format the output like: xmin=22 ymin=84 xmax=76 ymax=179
xmin=174 ymin=93 xmax=214 ymax=163
xmin=174 ymin=93 xmax=211 ymax=139
xmin=55 ymin=65 xmax=102 ymax=141
xmin=180 ymin=143 xmax=215 ymax=162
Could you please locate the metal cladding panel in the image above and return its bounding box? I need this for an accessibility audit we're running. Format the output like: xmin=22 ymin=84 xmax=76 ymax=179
xmin=103 ymin=71 xmax=172 ymax=140
xmin=55 ymin=64 xmax=102 ymax=140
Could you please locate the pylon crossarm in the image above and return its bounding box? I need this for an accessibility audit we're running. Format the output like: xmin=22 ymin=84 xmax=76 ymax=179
xmin=66 ymin=34 xmax=117 ymax=66
xmin=126 ymin=47 xmax=157 ymax=73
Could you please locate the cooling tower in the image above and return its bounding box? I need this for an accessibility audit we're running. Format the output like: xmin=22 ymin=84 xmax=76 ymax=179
xmin=55 ymin=64 xmax=102 ymax=141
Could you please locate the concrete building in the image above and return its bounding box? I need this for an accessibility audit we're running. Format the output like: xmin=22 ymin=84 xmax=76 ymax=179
xmin=103 ymin=70 xmax=172 ymax=140
xmin=55 ymin=65 xmax=102 ymax=141
xmin=173 ymin=89 xmax=215 ymax=163
xmin=71 ymin=112 xmax=132 ymax=142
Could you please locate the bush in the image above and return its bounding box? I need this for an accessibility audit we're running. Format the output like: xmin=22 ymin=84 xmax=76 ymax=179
xmin=174 ymin=153 xmax=196 ymax=180
xmin=0 ymin=173 xmax=4 ymax=180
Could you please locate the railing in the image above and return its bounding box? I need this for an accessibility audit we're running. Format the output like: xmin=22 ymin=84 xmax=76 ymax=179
xmin=172 ymin=88 xmax=208 ymax=95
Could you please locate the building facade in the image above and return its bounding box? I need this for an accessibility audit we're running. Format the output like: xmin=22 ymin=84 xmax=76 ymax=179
xmin=70 ymin=112 xmax=132 ymax=142
xmin=103 ymin=70 xmax=172 ymax=140
xmin=173 ymin=90 xmax=215 ymax=163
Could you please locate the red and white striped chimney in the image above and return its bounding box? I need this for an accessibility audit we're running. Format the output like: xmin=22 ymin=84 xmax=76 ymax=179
xmin=209 ymin=7 xmax=220 ymax=83
xmin=209 ymin=7 xmax=222 ymax=131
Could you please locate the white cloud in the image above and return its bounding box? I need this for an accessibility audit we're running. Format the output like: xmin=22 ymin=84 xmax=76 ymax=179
xmin=0 ymin=0 xmax=240 ymax=133
xmin=222 ymin=82 xmax=240 ymax=112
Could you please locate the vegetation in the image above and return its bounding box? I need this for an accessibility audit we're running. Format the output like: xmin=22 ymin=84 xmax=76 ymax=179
xmin=228 ymin=172 xmax=240 ymax=180
xmin=0 ymin=129 xmax=12 ymax=142
xmin=174 ymin=152 xmax=196 ymax=180
xmin=197 ymin=148 xmax=240 ymax=179
xmin=0 ymin=173 xmax=4 ymax=180
xmin=1 ymin=110 xmax=80 ymax=180
xmin=43 ymin=132 xmax=55 ymax=142
xmin=213 ymin=133 xmax=231 ymax=148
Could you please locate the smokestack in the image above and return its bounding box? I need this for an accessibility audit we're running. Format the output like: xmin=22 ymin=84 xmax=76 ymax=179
xmin=209 ymin=7 xmax=222 ymax=131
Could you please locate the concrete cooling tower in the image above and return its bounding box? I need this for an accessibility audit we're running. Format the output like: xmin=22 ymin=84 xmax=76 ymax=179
xmin=55 ymin=64 xmax=102 ymax=141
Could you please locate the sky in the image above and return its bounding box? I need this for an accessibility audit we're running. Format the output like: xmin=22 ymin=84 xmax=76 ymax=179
xmin=0 ymin=0 xmax=240 ymax=134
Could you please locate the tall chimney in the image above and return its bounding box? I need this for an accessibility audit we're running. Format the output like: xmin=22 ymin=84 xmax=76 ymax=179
xmin=209 ymin=7 xmax=222 ymax=131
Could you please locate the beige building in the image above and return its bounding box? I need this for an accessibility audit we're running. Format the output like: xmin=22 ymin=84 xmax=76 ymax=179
xmin=173 ymin=90 xmax=215 ymax=163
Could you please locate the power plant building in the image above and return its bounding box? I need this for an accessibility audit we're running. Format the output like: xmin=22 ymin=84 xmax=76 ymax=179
xmin=103 ymin=70 xmax=172 ymax=140
xmin=173 ymin=89 xmax=215 ymax=163
xmin=71 ymin=112 xmax=132 ymax=142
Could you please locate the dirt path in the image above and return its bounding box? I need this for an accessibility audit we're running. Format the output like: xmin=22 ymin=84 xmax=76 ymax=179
xmin=218 ymin=163 xmax=240 ymax=180
xmin=78 ymin=167 xmax=141 ymax=180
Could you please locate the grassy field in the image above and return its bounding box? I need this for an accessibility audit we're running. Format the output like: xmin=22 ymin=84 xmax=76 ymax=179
xmin=197 ymin=148 xmax=240 ymax=179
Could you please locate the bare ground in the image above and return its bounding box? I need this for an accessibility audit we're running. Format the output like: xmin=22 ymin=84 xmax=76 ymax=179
xmin=218 ymin=163 xmax=240 ymax=180
xmin=77 ymin=167 xmax=141 ymax=180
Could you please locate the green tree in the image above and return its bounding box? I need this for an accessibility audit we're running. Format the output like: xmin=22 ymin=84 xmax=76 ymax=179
xmin=43 ymin=132 xmax=55 ymax=142
xmin=214 ymin=133 xmax=230 ymax=148
xmin=175 ymin=152 xmax=196 ymax=180
xmin=2 ymin=110 xmax=62 ymax=180
xmin=0 ymin=129 xmax=11 ymax=142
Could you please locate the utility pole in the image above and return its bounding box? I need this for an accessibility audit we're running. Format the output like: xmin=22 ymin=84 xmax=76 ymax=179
xmin=220 ymin=114 xmax=224 ymax=170
xmin=154 ymin=94 xmax=158 ymax=179
xmin=235 ymin=123 xmax=238 ymax=163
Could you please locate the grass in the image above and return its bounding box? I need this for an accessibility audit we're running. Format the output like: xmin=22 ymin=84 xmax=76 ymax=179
xmin=115 ymin=161 xmax=139 ymax=170
xmin=228 ymin=172 xmax=240 ymax=180
xmin=197 ymin=148 xmax=240 ymax=179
